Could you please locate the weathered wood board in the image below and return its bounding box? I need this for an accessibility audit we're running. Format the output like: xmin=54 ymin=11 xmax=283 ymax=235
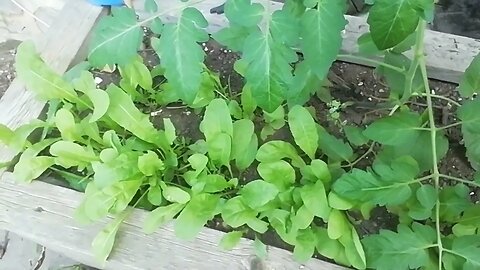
xmin=134 ymin=0 xmax=480 ymax=84
xmin=0 ymin=172 xmax=346 ymax=270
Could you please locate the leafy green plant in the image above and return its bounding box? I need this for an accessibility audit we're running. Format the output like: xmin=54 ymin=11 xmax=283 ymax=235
xmin=3 ymin=0 xmax=480 ymax=269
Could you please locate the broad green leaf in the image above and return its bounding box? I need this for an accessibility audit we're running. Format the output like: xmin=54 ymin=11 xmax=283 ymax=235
xmin=174 ymin=193 xmax=220 ymax=240
xmin=235 ymin=134 xmax=258 ymax=170
xmin=288 ymin=105 xmax=318 ymax=159
xmin=147 ymin=185 xmax=163 ymax=206
xmin=143 ymin=203 xmax=185 ymax=234
xmin=333 ymin=156 xmax=419 ymax=206
xmin=314 ymin=227 xmax=342 ymax=260
xmin=63 ymin=61 xmax=92 ymax=82
xmin=0 ymin=124 xmax=15 ymax=146
xmin=163 ymin=118 xmax=176 ymax=145
xmin=357 ymin=33 xmax=382 ymax=56
xmin=341 ymin=228 xmax=367 ymax=270
xmin=300 ymin=0 xmax=347 ymax=79
xmin=12 ymin=138 xmax=58 ymax=182
xmin=224 ymin=0 xmax=263 ymax=27
xmin=138 ymin=151 xmax=164 ymax=176
xmin=152 ymin=8 xmax=208 ymax=103
xmin=344 ymin=126 xmax=369 ymax=146
xmin=15 ymin=41 xmax=79 ymax=103
xmin=459 ymin=99 xmax=480 ymax=169
xmin=240 ymin=180 xmax=279 ymax=209
xmin=300 ymin=181 xmax=330 ymax=220
xmin=362 ymin=223 xmax=436 ymax=270
xmin=458 ymin=205 xmax=480 ymax=227
xmin=6 ymin=120 xmax=46 ymax=152
xmin=257 ymin=160 xmax=295 ymax=191
xmin=200 ymin=98 xmax=233 ymax=139
xmin=267 ymin=209 xmax=297 ymax=245
xmin=228 ymin=100 xmax=243 ymax=119
xmin=253 ymin=237 xmax=268 ymax=259
xmin=293 ymin=229 xmax=316 ymax=262
xmin=416 ymin=185 xmax=436 ymax=210
xmin=367 ymin=0 xmax=420 ymax=50
xmin=240 ymin=85 xmax=257 ymax=119
xmin=88 ymin=7 xmax=142 ymax=67
xmin=222 ymin=197 xmax=257 ymax=227
xmin=458 ymin=53 xmax=480 ymax=97
xmin=301 ymin=159 xmax=331 ymax=184
xmin=264 ymin=106 xmax=285 ymax=129
xmin=328 ymin=192 xmax=354 ymax=210
xmin=287 ymin=61 xmax=322 ymax=107
xmin=451 ymin=236 xmax=480 ymax=269
xmin=144 ymin=0 xmax=158 ymax=12
xmin=188 ymin=154 xmax=208 ymax=174
xmin=106 ymin=84 xmax=167 ymax=148
xmin=452 ymin=224 xmax=476 ymax=237
xmin=291 ymin=205 xmax=314 ymax=230
xmin=92 ymin=153 xmax=139 ymax=188
xmin=207 ymin=133 xmax=232 ymax=167
xmin=327 ymin=210 xmax=350 ymax=240
xmin=256 ymin=140 xmax=306 ymax=168
xmin=119 ymin=56 xmax=152 ymax=90
xmin=213 ymin=25 xmax=255 ymax=52
xmin=197 ymin=174 xmax=233 ymax=193
xmin=247 ymin=218 xmax=269 ymax=234
xmin=161 ymin=184 xmax=191 ymax=204
xmin=50 ymin=141 xmax=99 ymax=164
xmin=73 ymin=71 xmax=110 ymax=122
xmin=108 ymin=179 xmax=143 ymax=214
xmin=439 ymin=184 xmax=471 ymax=222
xmin=92 ymin=210 xmax=130 ymax=262
xmin=363 ymin=111 xmax=421 ymax=146
xmin=317 ymin=125 xmax=353 ymax=162
xmin=219 ymin=231 xmax=243 ymax=250
xmin=232 ymin=119 xmax=256 ymax=169
xmin=55 ymin=108 xmax=81 ymax=141
xmin=270 ymin=8 xmax=300 ymax=46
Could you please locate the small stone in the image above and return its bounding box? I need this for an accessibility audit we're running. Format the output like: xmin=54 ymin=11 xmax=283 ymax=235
xmin=368 ymin=97 xmax=372 ymax=101
xmin=94 ymin=77 xmax=103 ymax=85
xmin=358 ymin=81 xmax=364 ymax=86
xmin=204 ymin=47 xmax=209 ymax=52
xmin=379 ymin=88 xmax=384 ymax=93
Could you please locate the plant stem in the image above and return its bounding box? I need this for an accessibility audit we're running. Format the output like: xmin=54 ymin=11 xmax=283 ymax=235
xmin=416 ymin=20 xmax=443 ymax=270
xmin=342 ymin=143 xmax=375 ymax=168
xmin=337 ymin=54 xmax=406 ymax=73
xmin=413 ymin=93 xmax=462 ymax=107
xmin=439 ymin=174 xmax=480 ymax=188
xmin=437 ymin=122 xmax=462 ymax=131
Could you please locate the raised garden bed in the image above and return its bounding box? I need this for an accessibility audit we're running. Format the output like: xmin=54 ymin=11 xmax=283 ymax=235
xmin=1 ymin=0 xmax=480 ymax=270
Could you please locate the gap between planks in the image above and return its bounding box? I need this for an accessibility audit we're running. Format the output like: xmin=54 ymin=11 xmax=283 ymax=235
xmin=134 ymin=0 xmax=480 ymax=84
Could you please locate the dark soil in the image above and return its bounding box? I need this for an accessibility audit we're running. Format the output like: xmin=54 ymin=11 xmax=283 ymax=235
xmin=0 ymin=40 xmax=18 ymax=99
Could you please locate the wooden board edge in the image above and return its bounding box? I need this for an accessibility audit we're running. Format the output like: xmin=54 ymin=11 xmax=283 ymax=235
xmin=135 ymin=0 xmax=480 ymax=84
xmin=0 ymin=172 xmax=347 ymax=270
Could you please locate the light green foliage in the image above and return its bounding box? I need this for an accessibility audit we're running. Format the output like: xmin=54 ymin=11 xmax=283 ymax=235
xmin=219 ymin=231 xmax=243 ymax=250
xmin=458 ymin=99 xmax=480 ymax=169
xmin=144 ymin=203 xmax=185 ymax=234
xmin=92 ymin=211 xmax=130 ymax=263
xmin=240 ymin=180 xmax=279 ymax=209
xmin=458 ymin=53 xmax=480 ymax=97
xmin=317 ymin=125 xmax=354 ymax=162
xmin=73 ymin=72 xmax=110 ymax=122
xmin=363 ymin=111 xmax=421 ymax=145
xmin=288 ymin=105 xmax=318 ymax=159
xmin=256 ymin=141 xmax=306 ymax=168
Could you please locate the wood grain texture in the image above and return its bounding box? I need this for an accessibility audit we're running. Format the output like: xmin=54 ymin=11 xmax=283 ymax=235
xmin=0 ymin=0 xmax=104 ymax=165
xmin=134 ymin=0 xmax=480 ymax=84
xmin=0 ymin=172 xmax=346 ymax=270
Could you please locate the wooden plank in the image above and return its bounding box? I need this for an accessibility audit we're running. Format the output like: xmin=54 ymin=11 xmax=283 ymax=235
xmin=134 ymin=0 xmax=480 ymax=84
xmin=0 ymin=1 xmax=104 ymax=166
xmin=0 ymin=172 xmax=346 ymax=270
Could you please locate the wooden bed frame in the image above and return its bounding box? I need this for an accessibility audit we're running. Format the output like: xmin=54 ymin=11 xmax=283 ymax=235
xmin=0 ymin=0 xmax=479 ymax=269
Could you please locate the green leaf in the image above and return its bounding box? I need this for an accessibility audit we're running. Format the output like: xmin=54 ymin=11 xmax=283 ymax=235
xmin=231 ymin=119 xmax=256 ymax=169
xmin=301 ymin=159 xmax=331 ymax=184
xmin=367 ymin=0 xmax=420 ymax=50
xmin=73 ymin=71 xmax=110 ymax=122
xmin=333 ymin=156 xmax=419 ymax=206
xmin=363 ymin=111 xmax=421 ymax=146
xmin=458 ymin=53 xmax=480 ymax=97
xmin=0 ymin=124 xmax=15 ymax=146
xmin=224 ymin=0 xmax=263 ymax=27
xmin=105 ymin=84 xmax=167 ymax=148
xmin=213 ymin=25 xmax=254 ymax=52
xmin=288 ymin=105 xmax=318 ymax=159
xmin=314 ymin=227 xmax=342 ymax=260
xmin=88 ymin=7 xmax=142 ymax=67
xmin=174 ymin=194 xmax=220 ymax=240
xmin=287 ymin=61 xmax=322 ymax=107
xmin=256 ymin=141 xmax=306 ymax=168
xmin=253 ymin=237 xmax=268 ymax=259
xmin=362 ymin=223 xmax=435 ymax=270
xmin=92 ymin=211 xmax=130 ymax=262
xmin=188 ymin=154 xmax=208 ymax=174
xmin=235 ymin=134 xmax=258 ymax=171
xmin=55 ymin=108 xmax=81 ymax=141
xmin=12 ymin=138 xmax=58 ymax=182
xmin=207 ymin=133 xmax=232 ymax=167
xmin=219 ymin=231 xmax=243 ymax=250
xmin=118 ymin=56 xmax=153 ymax=90
xmin=147 ymin=185 xmax=163 ymax=206
xmin=416 ymin=185 xmax=436 ymax=210
xmin=459 ymin=99 xmax=480 ymax=169
xmin=293 ymin=229 xmax=316 ymax=262
xmin=161 ymin=184 xmax=191 ymax=204
xmin=240 ymin=180 xmax=279 ymax=209
xmin=439 ymin=184 xmax=471 ymax=222
xmin=291 ymin=205 xmax=314 ymax=230
xmin=222 ymin=197 xmax=257 ymax=227
xmin=458 ymin=205 xmax=480 ymax=227
xmin=200 ymin=98 xmax=233 ymax=139
xmin=300 ymin=181 xmax=330 ymax=220
xmin=300 ymin=0 xmax=347 ymax=79
xmin=152 ymin=8 xmax=208 ymax=103
xmin=50 ymin=141 xmax=99 ymax=168
xmin=143 ymin=203 xmax=184 ymax=234
xmin=451 ymin=236 xmax=480 ymax=269
xmin=328 ymin=192 xmax=354 ymax=210
xmin=327 ymin=210 xmax=350 ymax=240
xmin=344 ymin=228 xmax=367 ymax=270
xmin=344 ymin=126 xmax=369 ymax=146
xmin=163 ymin=118 xmax=176 ymax=145
xmin=257 ymin=160 xmax=295 ymax=191
xmin=138 ymin=151 xmax=164 ymax=176
xmin=240 ymin=85 xmax=257 ymax=119
xmin=144 ymin=0 xmax=158 ymax=12
xmin=317 ymin=125 xmax=353 ymax=162
xmin=264 ymin=106 xmax=285 ymax=129
xmin=15 ymin=41 xmax=79 ymax=103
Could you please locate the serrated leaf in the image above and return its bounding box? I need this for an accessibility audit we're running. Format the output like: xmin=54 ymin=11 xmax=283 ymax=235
xmin=300 ymin=0 xmax=347 ymax=79
xmin=73 ymin=72 xmax=110 ymax=122
xmin=222 ymin=197 xmax=257 ymax=227
xmin=15 ymin=41 xmax=79 ymax=103
xmin=88 ymin=7 xmax=142 ymax=67
xmin=317 ymin=125 xmax=353 ymax=162
xmin=367 ymin=0 xmax=420 ymax=50
xmin=174 ymin=193 xmax=220 ymax=240
xmin=451 ymin=236 xmax=480 ymax=269
xmin=362 ymin=223 xmax=435 ymax=270
xmin=288 ymin=105 xmax=318 ymax=159
xmin=240 ymin=180 xmax=279 ymax=209
xmin=138 ymin=151 xmax=164 ymax=176
xmin=256 ymin=140 xmax=306 ymax=168
xmin=258 ymin=160 xmax=295 ymax=191
xmin=459 ymin=53 xmax=480 ymax=97
xmin=363 ymin=111 xmax=421 ymax=146
xmin=144 ymin=203 xmax=184 ymax=234
xmin=327 ymin=210 xmax=350 ymax=240
xmin=152 ymin=8 xmax=208 ymax=103
xmin=92 ymin=211 xmax=130 ymax=263
xmin=300 ymin=181 xmax=330 ymax=220
xmin=219 ymin=231 xmax=243 ymax=250
xmin=333 ymin=156 xmax=419 ymax=206
xmin=344 ymin=125 xmax=369 ymax=146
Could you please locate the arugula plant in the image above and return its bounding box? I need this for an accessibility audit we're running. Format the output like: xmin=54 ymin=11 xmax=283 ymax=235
xmin=4 ymin=0 xmax=480 ymax=269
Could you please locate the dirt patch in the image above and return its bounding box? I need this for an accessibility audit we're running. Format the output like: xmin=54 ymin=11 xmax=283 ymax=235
xmin=0 ymin=40 xmax=18 ymax=98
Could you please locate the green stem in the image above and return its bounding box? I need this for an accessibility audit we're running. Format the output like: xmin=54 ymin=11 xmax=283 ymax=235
xmin=416 ymin=20 xmax=443 ymax=270
xmin=342 ymin=143 xmax=375 ymax=169
xmin=337 ymin=54 xmax=406 ymax=74
xmin=413 ymin=93 xmax=462 ymax=107
xmin=439 ymin=174 xmax=480 ymax=188
xmin=437 ymin=122 xmax=462 ymax=131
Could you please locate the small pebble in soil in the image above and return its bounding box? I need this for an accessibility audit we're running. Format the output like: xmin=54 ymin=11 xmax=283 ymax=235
xmin=94 ymin=77 xmax=103 ymax=85
xmin=358 ymin=81 xmax=364 ymax=86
